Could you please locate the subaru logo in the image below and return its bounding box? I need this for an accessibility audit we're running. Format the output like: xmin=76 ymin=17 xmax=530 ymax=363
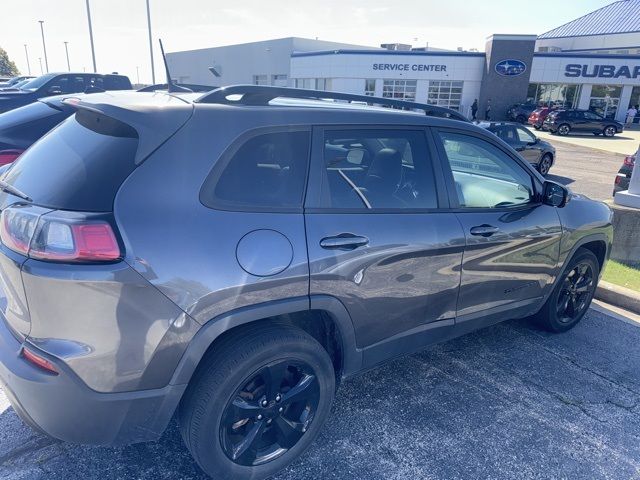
xmin=495 ymin=59 xmax=527 ymax=76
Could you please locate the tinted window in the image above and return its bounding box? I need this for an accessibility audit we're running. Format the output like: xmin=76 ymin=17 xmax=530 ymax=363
xmin=491 ymin=125 xmax=518 ymax=142
xmin=104 ymin=76 xmax=131 ymax=90
xmin=0 ymin=101 xmax=59 ymax=129
xmin=321 ymin=129 xmax=437 ymax=209
xmin=584 ymin=111 xmax=602 ymax=120
xmin=201 ymin=130 xmax=310 ymax=210
xmin=439 ymin=131 xmax=533 ymax=208
xmin=2 ymin=110 xmax=138 ymax=211
xmin=20 ymin=74 xmax=56 ymax=91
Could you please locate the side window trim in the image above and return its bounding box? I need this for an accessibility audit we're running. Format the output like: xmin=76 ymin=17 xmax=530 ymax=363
xmin=199 ymin=126 xmax=312 ymax=213
xmin=305 ymin=124 xmax=449 ymax=212
xmin=433 ymin=126 xmax=543 ymax=211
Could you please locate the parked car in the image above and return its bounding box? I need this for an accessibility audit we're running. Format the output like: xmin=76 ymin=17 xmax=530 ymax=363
xmin=0 ymin=79 xmax=33 ymax=92
xmin=479 ymin=121 xmax=555 ymax=175
xmin=0 ymin=95 xmax=79 ymax=164
xmin=0 ymin=76 xmax=35 ymax=89
xmin=528 ymin=107 xmax=555 ymax=130
xmin=543 ymin=109 xmax=624 ymax=137
xmin=613 ymin=153 xmax=635 ymax=195
xmin=506 ymin=102 xmax=537 ymax=123
xmin=0 ymin=72 xmax=132 ymax=113
xmin=0 ymin=86 xmax=612 ymax=480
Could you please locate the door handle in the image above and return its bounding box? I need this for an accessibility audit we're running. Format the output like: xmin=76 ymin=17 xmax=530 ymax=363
xmin=320 ymin=234 xmax=369 ymax=250
xmin=469 ymin=225 xmax=500 ymax=237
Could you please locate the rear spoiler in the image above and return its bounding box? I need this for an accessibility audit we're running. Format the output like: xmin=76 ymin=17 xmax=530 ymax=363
xmin=62 ymin=92 xmax=193 ymax=164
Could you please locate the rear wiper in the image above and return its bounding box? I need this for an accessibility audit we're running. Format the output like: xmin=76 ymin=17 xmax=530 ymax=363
xmin=0 ymin=179 xmax=32 ymax=202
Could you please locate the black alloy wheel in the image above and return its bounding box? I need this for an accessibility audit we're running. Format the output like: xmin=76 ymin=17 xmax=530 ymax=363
xmin=220 ymin=360 xmax=320 ymax=466
xmin=556 ymin=262 xmax=595 ymax=324
xmin=538 ymin=154 xmax=552 ymax=176
xmin=604 ymin=125 xmax=616 ymax=137
xmin=533 ymin=248 xmax=600 ymax=333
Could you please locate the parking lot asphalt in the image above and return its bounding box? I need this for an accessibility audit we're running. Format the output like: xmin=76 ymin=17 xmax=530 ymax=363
xmin=543 ymin=138 xmax=625 ymax=202
xmin=2 ymin=306 xmax=640 ymax=479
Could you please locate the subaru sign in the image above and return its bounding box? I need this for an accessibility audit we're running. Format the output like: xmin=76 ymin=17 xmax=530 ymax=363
xmin=495 ymin=59 xmax=527 ymax=76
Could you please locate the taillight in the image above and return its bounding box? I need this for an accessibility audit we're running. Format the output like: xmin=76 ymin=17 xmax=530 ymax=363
xmin=0 ymin=205 xmax=121 ymax=263
xmin=0 ymin=149 xmax=24 ymax=166
xmin=21 ymin=346 xmax=58 ymax=374
xmin=623 ymin=155 xmax=636 ymax=167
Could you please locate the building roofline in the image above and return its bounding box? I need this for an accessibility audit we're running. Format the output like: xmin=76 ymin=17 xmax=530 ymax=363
xmin=537 ymin=30 xmax=640 ymax=40
xmin=533 ymin=51 xmax=640 ymax=59
xmin=538 ymin=0 xmax=639 ymax=39
xmin=291 ymin=49 xmax=485 ymax=58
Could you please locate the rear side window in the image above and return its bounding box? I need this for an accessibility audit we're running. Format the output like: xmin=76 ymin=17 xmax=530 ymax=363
xmin=104 ymin=76 xmax=132 ymax=90
xmin=201 ymin=130 xmax=310 ymax=211
xmin=2 ymin=109 xmax=138 ymax=212
xmin=321 ymin=129 xmax=437 ymax=210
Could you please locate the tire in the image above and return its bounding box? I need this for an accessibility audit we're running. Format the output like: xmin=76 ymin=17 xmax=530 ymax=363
xmin=516 ymin=115 xmax=527 ymax=124
xmin=533 ymin=125 xmax=541 ymax=130
xmin=538 ymin=153 xmax=553 ymax=176
xmin=603 ymin=125 xmax=616 ymax=137
xmin=557 ymin=124 xmax=571 ymax=136
xmin=533 ymin=248 xmax=600 ymax=333
xmin=179 ymin=324 xmax=336 ymax=480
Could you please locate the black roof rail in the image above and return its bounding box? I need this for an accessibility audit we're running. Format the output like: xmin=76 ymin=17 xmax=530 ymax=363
xmin=195 ymin=85 xmax=469 ymax=122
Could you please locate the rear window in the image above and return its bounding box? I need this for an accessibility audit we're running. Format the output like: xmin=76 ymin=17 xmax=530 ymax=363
xmin=0 ymin=101 xmax=59 ymax=129
xmin=2 ymin=109 xmax=138 ymax=211
xmin=104 ymin=76 xmax=132 ymax=90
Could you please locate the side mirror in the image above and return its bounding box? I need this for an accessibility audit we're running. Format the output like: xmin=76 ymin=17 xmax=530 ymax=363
xmin=543 ymin=181 xmax=568 ymax=207
xmin=47 ymin=85 xmax=62 ymax=95
xmin=527 ymin=139 xmax=538 ymax=146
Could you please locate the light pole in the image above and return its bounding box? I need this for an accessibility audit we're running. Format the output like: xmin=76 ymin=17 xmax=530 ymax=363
xmin=23 ymin=44 xmax=31 ymax=75
xmin=64 ymin=42 xmax=70 ymax=71
xmin=38 ymin=57 xmax=43 ymax=75
xmin=146 ymin=0 xmax=155 ymax=84
xmin=38 ymin=20 xmax=49 ymax=73
xmin=85 ymin=0 xmax=97 ymax=72
xmin=136 ymin=66 xmax=140 ymax=85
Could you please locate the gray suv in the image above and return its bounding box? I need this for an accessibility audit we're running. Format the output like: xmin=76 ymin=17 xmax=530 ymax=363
xmin=0 ymin=86 xmax=613 ymax=480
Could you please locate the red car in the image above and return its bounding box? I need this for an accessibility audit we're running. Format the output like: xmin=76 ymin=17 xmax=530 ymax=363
xmin=528 ymin=107 xmax=554 ymax=130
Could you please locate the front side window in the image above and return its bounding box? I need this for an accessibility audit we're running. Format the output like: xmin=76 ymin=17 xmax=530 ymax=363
xmin=321 ymin=129 xmax=437 ymax=210
xmin=201 ymin=130 xmax=310 ymax=210
xmin=516 ymin=126 xmax=535 ymax=143
xmin=438 ymin=131 xmax=534 ymax=209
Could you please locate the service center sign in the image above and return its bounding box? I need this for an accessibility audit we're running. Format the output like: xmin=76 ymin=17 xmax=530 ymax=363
xmin=373 ymin=63 xmax=447 ymax=72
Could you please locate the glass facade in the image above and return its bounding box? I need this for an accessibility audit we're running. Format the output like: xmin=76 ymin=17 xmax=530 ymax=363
xmin=589 ymin=84 xmax=622 ymax=119
xmin=365 ymin=79 xmax=376 ymax=96
xmin=382 ymin=80 xmax=417 ymax=101
xmin=294 ymin=78 xmax=332 ymax=90
xmin=253 ymin=75 xmax=268 ymax=86
xmin=527 ymin=83 xmax=581 ymax=108
xmin=427 ymin=81 xmax=463 ymax=110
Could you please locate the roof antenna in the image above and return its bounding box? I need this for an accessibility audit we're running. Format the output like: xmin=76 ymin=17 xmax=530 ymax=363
xmin=158 ymin=39 xmax=192 ymax=93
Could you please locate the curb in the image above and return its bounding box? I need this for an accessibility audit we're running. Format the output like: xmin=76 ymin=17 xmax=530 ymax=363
xmin=595 ymin=281 xmax=640 ymax=315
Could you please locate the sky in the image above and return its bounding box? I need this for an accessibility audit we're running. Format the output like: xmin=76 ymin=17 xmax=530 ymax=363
xmin=0 ymin=0 xmax=616 ymax=84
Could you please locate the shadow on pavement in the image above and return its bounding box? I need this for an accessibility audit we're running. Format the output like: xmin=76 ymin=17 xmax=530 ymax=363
xmin=546 ymin=173 xmax=575 ymax=186
xmin=1 ymin=311 xmax=640 ymax=479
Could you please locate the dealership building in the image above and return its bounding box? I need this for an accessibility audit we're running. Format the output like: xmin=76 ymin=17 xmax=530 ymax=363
xmin=167 ymin=0 xmax=640 ymax=122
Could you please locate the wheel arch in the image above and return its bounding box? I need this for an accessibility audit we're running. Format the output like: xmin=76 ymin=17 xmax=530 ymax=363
xmin=169 ymin=295 xmax=362 ymax=388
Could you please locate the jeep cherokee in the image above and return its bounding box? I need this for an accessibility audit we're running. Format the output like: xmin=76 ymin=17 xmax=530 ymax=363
xmin=0 ymin=86 xmax=612 ymax=480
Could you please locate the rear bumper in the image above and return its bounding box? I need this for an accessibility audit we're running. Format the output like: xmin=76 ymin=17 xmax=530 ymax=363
xmin=0 ymin=317 xmax=185 ymax=445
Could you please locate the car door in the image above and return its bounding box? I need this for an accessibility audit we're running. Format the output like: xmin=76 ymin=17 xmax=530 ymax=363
xmin=583 ymin=111 xmax=604 ymax=132
xmin=570 ymin=111 xmax=589 ymax=132
xmin=304 ymin=126 xmax=465 ymax=365
xmin=514 ymin=125 xmax=542 ymax=165
xmin=433 ymin=128 xmax=562 ymax=324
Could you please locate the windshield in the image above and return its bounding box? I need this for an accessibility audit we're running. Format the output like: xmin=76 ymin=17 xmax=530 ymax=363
xmin=19 ymin=74 xmax=56 ymax=92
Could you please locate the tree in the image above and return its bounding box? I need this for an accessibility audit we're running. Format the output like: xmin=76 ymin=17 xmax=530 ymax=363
xmin=0 ymin=47 xmax=19 ymax=77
